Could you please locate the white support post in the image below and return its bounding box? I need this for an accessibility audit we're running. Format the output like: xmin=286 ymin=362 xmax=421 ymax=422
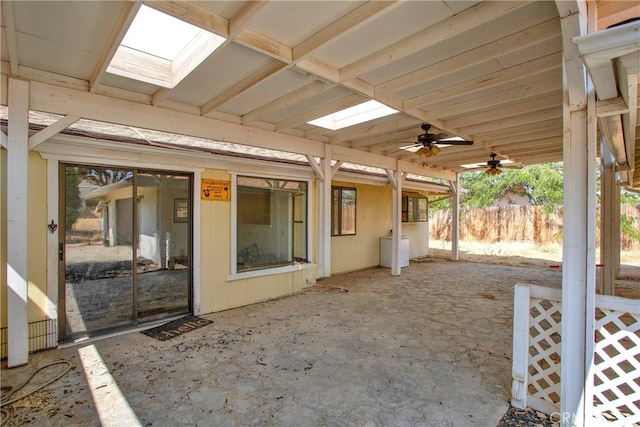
xmin=558 ymin=3 xmax=596 ymax=424
xmin=451 ymin=177 xmax=460 ymax=261
xmin=7 ymin=78 xmax=30 ymax=367
xmin=511 ymin=284 xmax=531 ymax=409
xmin=192 ymin=170 xmax=202 ymax=315
xmin=612 ymin=185 xmax=621 ymax=279
xmin=318 ymin=144 xmax=332 ymax=278
xmin=600 ymin=140 xmax=616 ymax=295
xmin=46 ymin=159 xmax=59 ymax=348
xmin=390 ymin=169 xmax=404 ymax=276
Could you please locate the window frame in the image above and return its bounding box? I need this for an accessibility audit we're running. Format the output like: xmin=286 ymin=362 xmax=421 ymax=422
xmin=331 ymin=186 xmax=357 ymax=236
xmin=402 ymin=194 xmax=428 ymax=223
xmin=229 ymin=172 xmax=313 ymax=280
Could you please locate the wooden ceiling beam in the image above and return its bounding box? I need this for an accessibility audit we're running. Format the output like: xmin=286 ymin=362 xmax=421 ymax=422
xmin=274 ymin=93 xmax=365 ymax=132
xmin=89 ymin=2 xmax=141 ymax=93
xmin=493 ymin=137 xmax=563 ymax=155
xmin=1 ymin=1 xmax=19 ymax=76
xmin=428 ymin=77 xmax=562 ymax=120
xmin=201 ymin=61 xmax=287 ymax=117
xmin=242 ymin=80 xmax=334 ymax=125
xmin=459 ymin=107 xmax=563 ymax=136
xmin=331 ymin=116 xmax=421 ymax=146
xmin=229 ymin=1 xmax=268 ymax=37
xmin=350 ymin=128 xmax=418 ymax=150
xmin=480 ymin=126 xmax=564 ymax=145
xmin=473 ymin=118 xmax=563 ymax=141
xmin=446 ymin=93 xmax=563 ymax=129
xmin=339 ymin=1 xmax=531 ymax=82
xmin=404 ymin=52 xmax=562 ymax=110
xmin=376 ymin=19 xmax=561 ymax=96
xmin=293 ymin=1 xmax=401 ymax=61
xmin=235 ymin=29 xmax=293 ymax=63
xmin=28 ymin=79 xmax=328 ymax=157
xmin=146 ymin=1 xmax=229 ymax=36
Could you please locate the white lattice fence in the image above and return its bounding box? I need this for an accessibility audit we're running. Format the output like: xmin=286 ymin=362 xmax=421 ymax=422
xmin=587 ymin=295 xmax=640 ymax=426
xmin=512 ymin=284 xmax=562 ymax=414
xmin=511 ymin=284 xmax=640 ymax=426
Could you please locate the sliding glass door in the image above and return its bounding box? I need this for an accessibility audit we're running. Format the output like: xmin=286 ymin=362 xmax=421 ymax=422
xmin=60 ymin=165 xmax=192 ymax=341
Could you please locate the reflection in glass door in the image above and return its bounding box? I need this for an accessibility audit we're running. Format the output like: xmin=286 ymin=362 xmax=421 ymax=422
xmin=60 ymin=165 xmax=191 ymax=341
xmin=136 ymin=172 xmax=190 ymax=321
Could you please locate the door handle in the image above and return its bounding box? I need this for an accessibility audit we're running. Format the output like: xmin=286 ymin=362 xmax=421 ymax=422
xmin=59 ymin=243 xmax=64 ymax=261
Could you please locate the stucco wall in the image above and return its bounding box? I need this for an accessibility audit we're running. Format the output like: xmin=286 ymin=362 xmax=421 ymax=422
xmin=331 ymin=181 xmax=393 ymax=274
xmin=330 ymin=181 xmax=431 ymax=274
xmin=198 ymin=169 xmax=315 ymax=315
xmin=1 ymin=151 xmax=49 ymax=327
xmin=27 ymin=152 xmax=49 ymax=322
xmin=402 ymin=221 xmax=430 ymax=259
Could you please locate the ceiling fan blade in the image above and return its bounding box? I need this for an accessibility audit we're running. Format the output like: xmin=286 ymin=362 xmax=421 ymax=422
xmin=397 ymin=143 xmax=420 ymax=150
xmin=434 ymin=139 xmax=473 ymax=145
xmin=389 ymin=143 xmax=420 ymax=154
xmin=432 ymin=133 xmax=449 ymax=140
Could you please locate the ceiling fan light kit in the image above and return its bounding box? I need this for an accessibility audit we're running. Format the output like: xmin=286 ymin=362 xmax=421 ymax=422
xmin=485 ymin=153 xmax=503 ymax=175
xmin=401 ymin=124 xmax=473 ymax=158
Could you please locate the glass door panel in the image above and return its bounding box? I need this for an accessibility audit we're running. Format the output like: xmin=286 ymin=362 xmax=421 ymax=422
xmin=136 ymin=172 xmax=191 ymax=321
xmin=63 ymin=166 xmax=134 ymax=338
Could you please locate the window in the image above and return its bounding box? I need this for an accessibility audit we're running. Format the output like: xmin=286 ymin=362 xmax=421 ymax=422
xmin=332 ymin=186 xmax=356 ymax=236
xmin=236 ymin=176 xmax=308 ymax=272
xmin=402 ymin=194 xmax=428 ymax=222
xmin=174 ymin=198 xmax=189 ymax=223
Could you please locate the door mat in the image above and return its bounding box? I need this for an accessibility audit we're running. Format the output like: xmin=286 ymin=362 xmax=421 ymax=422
xmin=141 ymin=315 xmax=213 ymax=341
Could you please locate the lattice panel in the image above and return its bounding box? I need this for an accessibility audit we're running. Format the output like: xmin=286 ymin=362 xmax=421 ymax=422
xmin=528 ymin=297 xmax=562 ymax=406
xmin=590 ymin=307 xmax=640 ymax=426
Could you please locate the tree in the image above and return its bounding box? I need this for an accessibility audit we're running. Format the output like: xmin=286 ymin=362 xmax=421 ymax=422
xmin=458 ymin=162 xmax=564 ymax=209
xmin=65 ymin=167 xmax=82 ymax=231
xmin=86 ymin=168 xmax=132 ymax=186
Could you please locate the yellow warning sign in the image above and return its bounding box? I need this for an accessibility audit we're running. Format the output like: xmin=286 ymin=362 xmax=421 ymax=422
xmin=201 ymin=179 xmax=231 ymax=201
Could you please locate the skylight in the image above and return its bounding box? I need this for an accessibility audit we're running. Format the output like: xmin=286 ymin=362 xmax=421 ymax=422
xmin=308 ymin=100 xmax=398 ymax=130
xmin=107 ymin=5 xmax=226 ymax=88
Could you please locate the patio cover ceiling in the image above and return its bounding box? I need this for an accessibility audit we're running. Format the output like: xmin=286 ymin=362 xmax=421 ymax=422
xmin=1 ymin=1 xmax=638 ymax=187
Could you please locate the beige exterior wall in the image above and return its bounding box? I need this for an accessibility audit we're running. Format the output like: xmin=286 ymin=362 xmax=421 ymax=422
xmin=330 ymin=180 xmax=431 ymax=274
xmin=26 ymin=152 xmax=49 ymax=323
xmin=403 ymin=221 xmax=430 ymax=259
xmin=2 ymin=158 xmax=317 ymax=331
xmin=198 ymin=169 xmax=316 ymax=314
xmin=0 ymin=151 xmax=49 ymax=329
xmin=0 ymin=148 xmax=432 ymax=332
xmin=331 ymin=181 xmax=392 ymax=274
xmin=0 ymin=148 xmax=6 ymax=328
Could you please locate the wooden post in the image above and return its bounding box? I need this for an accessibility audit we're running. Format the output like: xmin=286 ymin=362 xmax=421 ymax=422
xmin=557 ymin=2 xmax=596 ymax=426
xmin=600 ymin=140 xmax=616 ymax=295
xmin=46 ymin=159 xmax=59 ymax=348
xmin=192 ymin=170 xmax=202 ymax=315
xmin=7 ymin=78 xmax=29 ymax=367
xmin=451 ymin=176 xmax=460 ymax=261
xmin=391 ymin=169 xmax=403 ymax=276
xmin=511 ymin=284 xmax=531 ymax=409
xmin=612 ymin=186 xmax=621 ymax=279
xmin=320 ymin=144 xmax=332 ymax=278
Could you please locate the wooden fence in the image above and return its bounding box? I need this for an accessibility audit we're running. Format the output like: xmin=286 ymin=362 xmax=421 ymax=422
xmin=429 ymin=204 xmax=640 ymax=250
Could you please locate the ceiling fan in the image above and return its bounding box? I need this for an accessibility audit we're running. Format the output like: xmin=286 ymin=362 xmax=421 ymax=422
xmin=401 ymin=124 xmax=473 ymax=157
xmin=485 ymin=153 xmax=504 ymax=175
xmin=484 ymin=153 xmax=521 ymax=175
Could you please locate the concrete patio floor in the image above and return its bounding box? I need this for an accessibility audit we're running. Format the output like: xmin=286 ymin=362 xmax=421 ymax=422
xmin=0 ymin=257 xmax=577 ymax=426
